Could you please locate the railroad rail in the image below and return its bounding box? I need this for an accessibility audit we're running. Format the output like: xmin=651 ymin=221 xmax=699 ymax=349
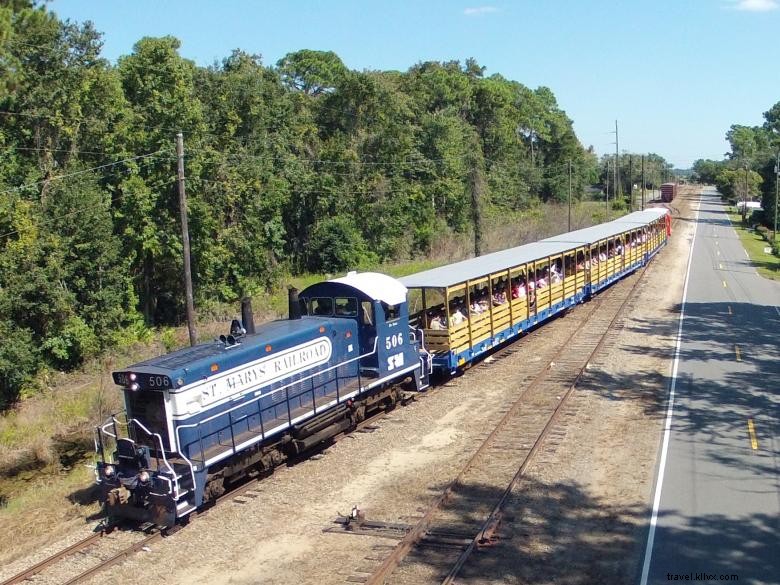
xmin=359 ymin=265 xmax=647 ymax=585
xmin=0 ymin=529 xmax=158 ymax=585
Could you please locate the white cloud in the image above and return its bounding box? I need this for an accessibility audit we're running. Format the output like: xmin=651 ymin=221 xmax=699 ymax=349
xmin=729 ymin=0 xmax=779 ymax=11
xmin=463 ymin=6 xmax=499 ymax=16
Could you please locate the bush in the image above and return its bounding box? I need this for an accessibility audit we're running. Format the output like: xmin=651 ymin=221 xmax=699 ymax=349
xmin=307 ymin=216 xmax=378 ymax=273
xmin=0 ymin=321 xmax=39 ymax=407
xmin=41 ymin=316 xmax=99 ymax=370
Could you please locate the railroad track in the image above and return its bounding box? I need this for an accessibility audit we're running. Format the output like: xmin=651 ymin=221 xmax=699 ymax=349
xmin=335 ymin=266 xmax=647 ymax=585
xmin=0 ymin=529 xmax=160 ymax=585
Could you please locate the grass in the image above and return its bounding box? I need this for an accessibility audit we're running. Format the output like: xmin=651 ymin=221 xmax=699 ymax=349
xmin=726 ymin=211 xmax=780 ymax=281
xmin=0 ymin=464 xmax=100 ymax=565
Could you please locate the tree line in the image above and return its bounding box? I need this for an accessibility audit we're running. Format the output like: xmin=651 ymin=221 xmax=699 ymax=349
xmin=1 ymin=2 xmax=651 ymax=404
xmin=692 ymin=102 xmax=780 ymax=225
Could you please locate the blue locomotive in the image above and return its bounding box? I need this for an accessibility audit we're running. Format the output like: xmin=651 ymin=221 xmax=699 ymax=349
xmin=94 ymin=209 xmax=670 ymax=527
xmin=95 ymin=272 xmax=431 ymax=527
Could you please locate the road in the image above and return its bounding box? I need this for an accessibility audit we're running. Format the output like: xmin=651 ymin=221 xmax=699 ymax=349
xmin=641 ymin=187 xmax=780 ymax=584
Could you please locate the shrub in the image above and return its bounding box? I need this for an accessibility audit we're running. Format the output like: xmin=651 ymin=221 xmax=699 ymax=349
xmin=307 ymin=216 xmax=378 ymax=273
xmin=0 ymin=321 xmax=39 ymax=407
xmin=41 ymin=316 xmax=99 ymax=370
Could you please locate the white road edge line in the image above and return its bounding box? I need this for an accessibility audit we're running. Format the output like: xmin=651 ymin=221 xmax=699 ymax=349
xmin=639 ymin=196 xmax=701 ymax=585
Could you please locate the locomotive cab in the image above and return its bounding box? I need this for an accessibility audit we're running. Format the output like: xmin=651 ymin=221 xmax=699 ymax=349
xmin=301 ymin=271 xmax=430 ymax=390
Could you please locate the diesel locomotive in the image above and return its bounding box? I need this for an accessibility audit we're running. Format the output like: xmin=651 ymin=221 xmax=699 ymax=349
xmin=94 ymin=208 xmax=670 ymax=527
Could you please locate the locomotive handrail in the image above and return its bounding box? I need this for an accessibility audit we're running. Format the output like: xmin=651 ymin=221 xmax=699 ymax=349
xmin=100 ymin=414 xmax=129 ymax=439
xmin=100 ymin=421 xmax=117 ymax=439
xmin=97 ymin=415 xmax=191 ymax=499
xmin=128 ymin=418 xmax=193 ymax=501
xmin=174 ymin=336 xmax=382 ymax=462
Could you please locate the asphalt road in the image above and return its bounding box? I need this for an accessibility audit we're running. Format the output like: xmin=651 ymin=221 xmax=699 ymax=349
xmin=641 ymin=188 xmax=780 ymax=585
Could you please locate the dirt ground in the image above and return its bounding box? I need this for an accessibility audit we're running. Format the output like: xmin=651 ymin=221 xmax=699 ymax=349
xmin=0 ymin=190 xmax=697 ymax=585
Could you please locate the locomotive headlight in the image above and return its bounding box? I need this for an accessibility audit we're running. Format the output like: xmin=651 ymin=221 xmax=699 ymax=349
xmin=130 ymin=383 xmax=140 ymax=391
xmin=138 ymin=470 xmax=150 ymax=484
xmin=104 ymin=465 xmax=115 ymax=478
xmin=129 ymin=373 xmax=137 ymax=381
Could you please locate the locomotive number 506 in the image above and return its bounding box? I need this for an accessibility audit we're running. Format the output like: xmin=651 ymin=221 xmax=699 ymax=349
xmin=384 ymin=332 xmax=404 ymax=350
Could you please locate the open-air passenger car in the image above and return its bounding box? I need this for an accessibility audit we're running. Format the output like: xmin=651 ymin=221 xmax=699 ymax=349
xmin=401 ymin=208 xmax=670 ymax=373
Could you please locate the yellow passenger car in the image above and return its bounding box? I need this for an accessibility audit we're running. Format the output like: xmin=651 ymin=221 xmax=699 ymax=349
xmin=402 ymin=208 xmax=670 ymax=372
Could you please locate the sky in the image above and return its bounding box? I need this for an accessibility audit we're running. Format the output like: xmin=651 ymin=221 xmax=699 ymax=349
xmin=49 ymin=0 xmax=780 ymax=169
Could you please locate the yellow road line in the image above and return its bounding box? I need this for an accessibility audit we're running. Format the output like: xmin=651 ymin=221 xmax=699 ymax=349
xmin=717 ymin=250 xmax=720 ymax=256
xmin=723 ymin=280 xmax=727 ymax=288
xmin=735 ymin=345 xmax=741 ymax=361
xmin=719 ymin=263 xmax=723 ymax=270
xmin=747 ymin=419 xmax=758 ymax=450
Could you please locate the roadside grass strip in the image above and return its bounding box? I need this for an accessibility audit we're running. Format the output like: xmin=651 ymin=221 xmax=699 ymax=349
xmin=727 ymin=213 xmax=780 ymax=281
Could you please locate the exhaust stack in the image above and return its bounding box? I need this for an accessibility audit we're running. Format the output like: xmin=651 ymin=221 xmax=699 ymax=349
xmin=288 ymin=287 xmax=301 ymax=320
xmin=241 ymin=297 xmax=255 ymax=334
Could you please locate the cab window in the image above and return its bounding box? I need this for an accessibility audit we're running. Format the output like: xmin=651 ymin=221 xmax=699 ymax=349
xmin=334 ymin=297 xmax=358 ymax=316
xmin=310 ymin=297 xmax=333 ymax=316
xmin=381 ymin=302 xmax=400 ymax=322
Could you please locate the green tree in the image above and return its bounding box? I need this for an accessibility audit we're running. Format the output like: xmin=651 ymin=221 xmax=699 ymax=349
xmin=117 ymin=36 xmax=204 ymax=323
xmin=276 ymin=49 xmax=347 ymax=96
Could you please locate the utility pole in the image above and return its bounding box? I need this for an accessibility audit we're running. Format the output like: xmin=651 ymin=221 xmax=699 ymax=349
xmin=774 ymin=152 xmax=779 ymax=241
xmin=742 ymin=163 xmax=748 ymax=223
xmin=641 ymin=155 xmax=646 ymax=211
xmin=568 ymin=159 xmax=572 ymax=231
xmin=605 ymin=159 xmax=610 ymax=220
xmin=628 ymin=155 xmax=633 ymax=211
xmin=176 ymin=132 xmax=198 ymax=347
xmin=614 ymin=120 xmax=620 ymax=208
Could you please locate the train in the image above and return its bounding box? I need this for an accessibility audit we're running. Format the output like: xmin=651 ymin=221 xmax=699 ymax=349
xmin=94 ymin=208 xmax=671 ymax=527
xmin=661 ymin=182 xmax=678 ymax=203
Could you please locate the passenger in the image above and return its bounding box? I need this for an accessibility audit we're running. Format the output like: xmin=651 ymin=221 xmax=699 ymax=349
xmin=429 ymin=312 xmax=445 ymax=330
xmin=470 ymin=298 xmax=483 ymax=315
xmin=493 ymin=290 xmax=507 ymax=305
xmin=450 ymin=306 xmax=466 ymax=325
xmin=478 ymin=289 xmax=490 ymax=312
xmin=599 ymin=250 xmax=607 ymax=262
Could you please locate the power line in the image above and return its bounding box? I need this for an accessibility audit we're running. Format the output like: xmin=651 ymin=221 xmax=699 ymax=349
xmin=0 ymin=150 xmax=171 ymax=197
xmin=0 ymin=145 xmax=133 ymax=157
xmin=0 ymin=176 xmax=178 ymax=242
xmin=199 ymin=177 xmax=419 ymax=198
